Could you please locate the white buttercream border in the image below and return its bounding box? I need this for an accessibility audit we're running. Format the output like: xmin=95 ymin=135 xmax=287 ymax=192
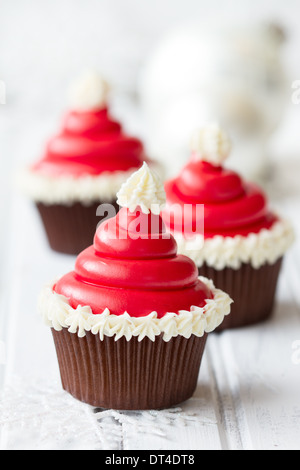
xmin=16 ymin=162 xmax=164 ymax=206
xmin=174 ymin=218 xmax=295 ymax=270
xmin=16 ymin=167 xmax=142 ymax=205
xmin=38 ymin=277 xmax=232 ymax=342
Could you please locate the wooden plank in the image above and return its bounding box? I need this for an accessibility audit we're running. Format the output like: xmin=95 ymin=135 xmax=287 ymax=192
xmin=209 ymin=257 xmax=300 ymax=450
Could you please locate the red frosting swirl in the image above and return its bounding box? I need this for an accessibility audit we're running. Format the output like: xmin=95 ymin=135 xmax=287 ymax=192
xmin=54 ymin=207 xmax=213 ymax=317
xmin=32 ymin=108 xmax=148 ymax=177
xmin=163 ymin=153 xmax=277 ymax=238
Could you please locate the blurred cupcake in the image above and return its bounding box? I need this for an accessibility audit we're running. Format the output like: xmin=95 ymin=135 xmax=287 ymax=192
xmin=163 ymin=124 xmax=294 ymax=330
xmin=38 ymin=163 xmax=232 ymax=410
xmin=18 ymin=70 xmax=161 ymax=255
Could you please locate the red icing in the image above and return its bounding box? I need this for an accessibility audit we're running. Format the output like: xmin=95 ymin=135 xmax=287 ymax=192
xmin=32 ymin=108 xmax=149 ymax=177
xmin=163 ymin=152 xmax=278 ymax=238
xmin=55 ymin=207 xmax=213 ymax=317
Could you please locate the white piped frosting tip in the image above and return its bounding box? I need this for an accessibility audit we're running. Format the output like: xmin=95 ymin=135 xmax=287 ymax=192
xmin=68 ymin=69 xmax=110 ymax=111
xmin=190 ymin=123 xmax=232 ymax=166
xmin=116 ymin=162 xmax=166 ymax=215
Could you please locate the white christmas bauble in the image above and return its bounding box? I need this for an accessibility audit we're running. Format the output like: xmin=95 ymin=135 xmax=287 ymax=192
xmin=139 ymin=21 xmax=288 ymax=180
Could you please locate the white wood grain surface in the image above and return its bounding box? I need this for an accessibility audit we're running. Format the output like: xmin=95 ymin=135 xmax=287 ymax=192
xmin=0 ymin=100 xmax=300 ymax=451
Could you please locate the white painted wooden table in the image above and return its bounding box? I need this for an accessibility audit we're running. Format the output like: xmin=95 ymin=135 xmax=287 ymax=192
xmin=0 ymin=101 xmax=300 ymax=451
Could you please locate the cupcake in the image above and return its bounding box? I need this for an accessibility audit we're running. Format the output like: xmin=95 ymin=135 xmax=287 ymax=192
xmin=18 ymin=70 xmax=160 ymax=255
xmin=163 ymin=124 xmax=294 ymax=330
xmin=38 ymin=162 xmax=232 ymax=410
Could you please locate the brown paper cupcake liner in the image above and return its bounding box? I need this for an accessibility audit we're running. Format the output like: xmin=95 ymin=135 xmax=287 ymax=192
xmin=36 ymin=200 xmax=119 ymax=255
xmin=51 ymin=328 xmax=208 ymax=410
xmin=198 ymin=257 xmax=283 ymax=331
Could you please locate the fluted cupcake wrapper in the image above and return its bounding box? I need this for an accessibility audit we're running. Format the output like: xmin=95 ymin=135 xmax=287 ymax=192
xmin=51 ymin=328 xmax=207 ymax=410
xmin=36 ymin=201 xmax=119 ymax=255
xmin=198 ymin=257 xmax=283 ymax=331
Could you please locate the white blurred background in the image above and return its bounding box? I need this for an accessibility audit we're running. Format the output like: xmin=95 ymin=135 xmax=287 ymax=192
xmin=0 ymin=1 xmax=299 ymax=174
xmin=1 ymin=0 xmax=300 ymax=173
